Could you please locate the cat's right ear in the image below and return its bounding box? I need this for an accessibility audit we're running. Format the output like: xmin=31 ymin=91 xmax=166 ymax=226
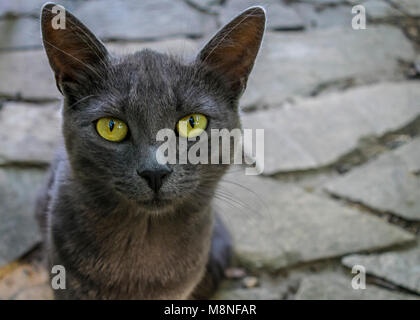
xmin=41 ymin=3 xmax=108 ymax=94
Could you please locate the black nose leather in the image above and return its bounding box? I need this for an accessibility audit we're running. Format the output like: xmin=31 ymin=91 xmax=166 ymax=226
xmin=137 ymin=169 xmax=171 ymax=193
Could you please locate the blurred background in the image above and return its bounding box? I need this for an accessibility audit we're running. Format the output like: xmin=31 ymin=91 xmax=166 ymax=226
xmin=0 ymin=0 xmax=419 ymax=300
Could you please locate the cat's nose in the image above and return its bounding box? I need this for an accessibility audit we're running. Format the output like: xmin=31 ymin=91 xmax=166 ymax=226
xmin=137 ymin=168 xmax=172 ymax=193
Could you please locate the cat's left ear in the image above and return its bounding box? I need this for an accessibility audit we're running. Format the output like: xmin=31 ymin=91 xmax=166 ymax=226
xmin=197 ymin=6 xmax=265 ymax=97
xmin=41 ymin=3 xmax=109 ymax=94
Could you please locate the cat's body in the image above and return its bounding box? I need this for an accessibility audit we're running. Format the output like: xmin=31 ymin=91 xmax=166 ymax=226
xmin=36 ymin=3 xmax=265 ymax=299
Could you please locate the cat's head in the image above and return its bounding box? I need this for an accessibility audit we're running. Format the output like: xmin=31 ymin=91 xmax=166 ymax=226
xmin=41 ymin=3 xmax=265 ymax=214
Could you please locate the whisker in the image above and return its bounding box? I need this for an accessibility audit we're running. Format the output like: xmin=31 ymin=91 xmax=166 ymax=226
xmin=219 ymin=178 xmax=269 ymax=213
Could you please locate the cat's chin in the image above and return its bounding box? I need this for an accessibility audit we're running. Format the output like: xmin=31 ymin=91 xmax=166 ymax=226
xmin=136 ymin=198 xmax=175 ymax=214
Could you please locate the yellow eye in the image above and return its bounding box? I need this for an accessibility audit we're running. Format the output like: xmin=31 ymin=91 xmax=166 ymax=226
xmin=96 ymin=117 xmax=128 ymax=142
xmin=177 ymin=114 xmax=208 ymax=138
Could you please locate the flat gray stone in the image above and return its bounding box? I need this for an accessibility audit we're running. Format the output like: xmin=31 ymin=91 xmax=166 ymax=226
xmin=293 ymin=3 xmax=352 ymax=29
xmin=217 ymin=169 xmax=414 ymax=271
xmin=213 ymin=287 xmax=281 ymax=300
xmin=324 ymin=138 xmax=420 ymax=221
xmin=342 ymin=248 xmax=420 ymax=295
xmin=0 ymin=168 xmax=47 ymax=267
xmin=0 ymin=1 xmax=97 ymax=49
xmin=302 ymin=0 xmax=347 ymax=4
xmin=391 ymin=0 xmax=420 ymax=16
xmin=0 ymin=38 xmax=198 ymax=100
xmin=0 ymin=102 xmax=61 ymax=165
xmin=0 ymin=1 xmax=88 ymax=49
xmin=363 ymin=0 xmax=404 ymax=19
xmin=73 ymin=0 xmax=216 ymax=41
xmin=219 ymin=0 xmax=304 ymax=30
xmin=0 ymin=0 xmax=216 ymax=50
xmin=241 ymin=81 xmax=420 ymax=174
xmin=241 ymin=26 xmax=415 ymax=110
xmin=107 ymin=38 xmax=199 ymax=57
xmin=295 ymin=272 xmax=419 ymax=300
xmin=0 ymin=18 xmax=42 ymax=50
xmin=0 ymin=50 xmax=58 ymax=100
xmin=0 ymin=0 xmax=79 ymax=18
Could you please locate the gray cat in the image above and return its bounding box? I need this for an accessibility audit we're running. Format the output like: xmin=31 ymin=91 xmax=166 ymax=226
xmin=36 ymin=2 xmax=265 ymax=299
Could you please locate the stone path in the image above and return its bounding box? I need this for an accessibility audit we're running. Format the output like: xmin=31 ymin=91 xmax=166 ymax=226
xmin=0 ymin=0 xmax=419 ymax=300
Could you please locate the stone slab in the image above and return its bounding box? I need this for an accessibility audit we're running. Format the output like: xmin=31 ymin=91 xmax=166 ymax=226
xmin=213 ymin=286 xmax=281 ymax=300
xmin=0 ymin=17 xmax=42 ymax=50
xmin=295 ymin=272 xmax=419 ymax=299
xmin=72 ymin=0 xmax=217 ymax=42
xmin=342 ymin=247 xmax=420 ymax=294
xmin=0 ymin=0 xmax=78 ymax=18
xmin=0 ymin=102 xmax=61 ymax=165
xmin=0 ymin=168 xmax=47 ymax=267
xmin=219 ymin=0 xmax=304 ymax=30
xmin=0 ymin=0 xmax=216 ymax=50
xmin=325 ymin=138 xmax=420 ymax=221
xmin=303 ymin=0 xmax=347 ymax=4
xmin=293 ymin=3 xmax=352 ymax=29
xmin=242 ymin=81 xmax=420 ymax=174
xmin=363 ymin=0 xmax=404 ymax=19
xmin=391 ymin=0 xmax=420 ymax=16
xmin=0 ymin=49 xmax=58 ymax=100
xmin=240 ymin=26 xmax=415 ymax=110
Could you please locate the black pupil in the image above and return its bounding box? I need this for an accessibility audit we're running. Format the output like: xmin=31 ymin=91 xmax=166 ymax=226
xmin=109 ymin=119 xmax=115 ymax=132
xmin=189 ymin=116 xmax=195 ymax=128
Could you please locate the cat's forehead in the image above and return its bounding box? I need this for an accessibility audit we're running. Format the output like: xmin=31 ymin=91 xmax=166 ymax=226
xmin=107 ymin=50 xmax=212 ymax=110
xmin=109 ymin=50 xmax=194 ymax=102
xmin=112 ymin=50 xmax=186 ymax=85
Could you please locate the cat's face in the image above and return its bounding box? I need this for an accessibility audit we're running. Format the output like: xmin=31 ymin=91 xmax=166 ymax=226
xmin=62 ymin=51 xmax=239 ymax=212
xmin=41 ymin=4 xmax=265 ymax=213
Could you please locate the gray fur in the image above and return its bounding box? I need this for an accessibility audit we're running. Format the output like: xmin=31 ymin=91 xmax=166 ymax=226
xmin=37 ymin=3 xmax=265 ymax=299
